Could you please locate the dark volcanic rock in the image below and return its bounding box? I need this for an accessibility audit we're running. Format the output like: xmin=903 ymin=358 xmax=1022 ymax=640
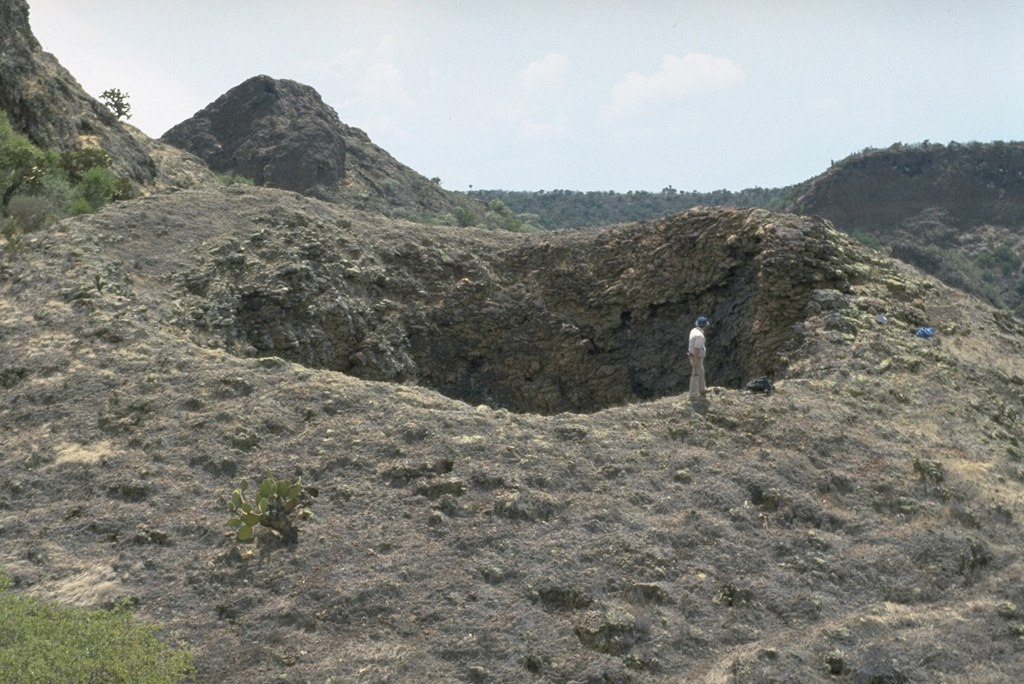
xmin=162 ymin=74 xmax=476 ymax=216
xmin=161 ymin=75 xmax=347 ymax=196
xmin=72 ymin=187 xmax=864 ymax=414
xmin=0 ymin=0 xmax=157 ymax=184
xmin=788 ymin=141 xmax=1024 ymax=236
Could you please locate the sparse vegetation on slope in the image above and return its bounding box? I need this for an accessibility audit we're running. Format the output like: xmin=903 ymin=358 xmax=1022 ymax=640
xmin=468 ymin=186 xmax=793 ymax=229
xmin=3 ymin=184 xmax=1024 ymax=684
xmin=0 ymin=113 xmax=134 ymax=246
xmin=788 ymin=140 xmax=1024 ymax=317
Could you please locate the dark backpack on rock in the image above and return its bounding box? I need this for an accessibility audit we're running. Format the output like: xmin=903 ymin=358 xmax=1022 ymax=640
xmin=746 ymin=376 xmax=774 ymax=394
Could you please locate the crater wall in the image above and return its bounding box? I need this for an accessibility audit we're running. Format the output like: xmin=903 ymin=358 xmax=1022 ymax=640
xmin=90 ymin=190 xmax=863 ymax=414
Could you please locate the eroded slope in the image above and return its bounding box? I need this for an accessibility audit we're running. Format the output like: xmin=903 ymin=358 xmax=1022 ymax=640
xmin=2 ymin=188 xmax=1024 ymax=684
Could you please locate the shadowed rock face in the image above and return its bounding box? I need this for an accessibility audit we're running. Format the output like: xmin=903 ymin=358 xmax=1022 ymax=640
xmin=161 ymin=75 xmax=348 ymax=196
xmin=0 ymin=0 xmax=157 ymax=183
xmin=403 ymin=208 xmax=860 ymax=413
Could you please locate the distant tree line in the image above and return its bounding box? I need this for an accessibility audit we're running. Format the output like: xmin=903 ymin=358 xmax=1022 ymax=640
xmin=466 ymin=185 xmax=795 ymax=230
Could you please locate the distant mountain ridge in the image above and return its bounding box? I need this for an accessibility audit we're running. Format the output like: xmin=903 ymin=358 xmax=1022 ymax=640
xmin=786 ymin=141 xmax=1024 ymax=314
xmin=475 ymin=140 xmax=1024 ymax=316
xmin=467 ymin=186 xmax=789 ymax=229
xmin=786 ymin=140 xmax=1024 ymax=236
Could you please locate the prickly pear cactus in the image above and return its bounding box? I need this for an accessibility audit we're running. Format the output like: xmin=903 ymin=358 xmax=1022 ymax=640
xmin=226 ymin=474 xmax=313 ymax=543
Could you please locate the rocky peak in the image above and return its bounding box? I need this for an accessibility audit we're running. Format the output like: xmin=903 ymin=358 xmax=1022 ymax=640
xmin=161 ymin=74 xmax=476 ymax=216
xmin=161 ymin=75 xmax=348 ymax=196
xmin=0 ymin=0 xmax=157 ymax=183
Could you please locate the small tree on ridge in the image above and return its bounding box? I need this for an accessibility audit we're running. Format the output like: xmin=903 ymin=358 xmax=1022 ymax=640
xmin=101 ymin=88 xmax=132 ymax=120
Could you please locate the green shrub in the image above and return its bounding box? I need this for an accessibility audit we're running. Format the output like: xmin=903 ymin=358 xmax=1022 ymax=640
xmin=38 ymin=173 xmax=75 ymax=218
xmin=70 ymin=197 xmax=94 ymax=216
xmin=0 ymin=114 xmax=45 ymax=215
xmin=214 ymin=172 xmax=255 ymax=186
xmin=59 ymin=148 xmax=112 ymax=184
xmin=454 ymin=205 xmax=477 ymax=227
xmin=1 ymin=114 xmax=133 ymax=225
xmin=79 ymin=166 xmax=118 ymax=210
xmin=0 ymin=572 xmax=195 ymax=683
xmin=226 ymin=474 xmax=315 ymax=544
xmin=975 ymin=244 xmax=1022 ymax=277
xmin=851 ymin=230 xmax=883 ymax=250
xmin=6 ymin=195 xmax=54 ymax=234
xmin=2 ymin=216 xmax=24 ymax=253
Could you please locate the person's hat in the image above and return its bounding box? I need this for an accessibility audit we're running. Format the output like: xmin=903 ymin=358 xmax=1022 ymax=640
xmin=695 ymin=316 xmax=709 ymax=328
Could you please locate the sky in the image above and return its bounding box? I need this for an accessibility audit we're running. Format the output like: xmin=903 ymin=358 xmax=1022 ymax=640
xmin=26 ymin=1 xmax=1024 ymax=193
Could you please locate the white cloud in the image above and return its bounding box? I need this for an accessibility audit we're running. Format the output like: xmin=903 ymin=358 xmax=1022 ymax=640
xmin=521 ymin=52 xmax=569 ymax=92
xmin=310 ymin=48 xmax=366 ymax=81
xmin=359 ymin=59 xmax=415 ymax=111
xmin=608 ymin=53 xmax=743 ymax=117
xmin=492 ymin=53 xmax=572 ymax=141
xmin=315 ymin=35 xmax=415 ymax=123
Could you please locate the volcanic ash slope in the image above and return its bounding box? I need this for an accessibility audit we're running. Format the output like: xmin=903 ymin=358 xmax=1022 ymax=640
xmin=2 ymin=186 xmax=1024 ymax=683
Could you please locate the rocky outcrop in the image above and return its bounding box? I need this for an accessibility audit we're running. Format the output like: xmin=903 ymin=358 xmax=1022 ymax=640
xmin=407 ymin=208 xmax=863 ymax=412
xmin=73 ymin=186 xmax=866 ymax=414
xmin=161 ymin=76 xmax=347 ymax=196
xmin=0 ymin=0 xmax=157 ymax=184
xmin=161 ymin=75 xmax=478 ymax=216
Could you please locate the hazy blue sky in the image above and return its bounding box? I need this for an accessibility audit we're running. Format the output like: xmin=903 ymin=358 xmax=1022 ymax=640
xmin=27 ymin=1 xmax=1024 ymax=193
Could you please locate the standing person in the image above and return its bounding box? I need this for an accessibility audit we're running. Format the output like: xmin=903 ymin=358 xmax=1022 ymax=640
xmin=688 ymin=317 xmax=710 ymax=399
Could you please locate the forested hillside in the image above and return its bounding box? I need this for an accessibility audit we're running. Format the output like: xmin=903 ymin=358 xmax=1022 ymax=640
xmin=468 ymin=185 xmax=792 ymax=229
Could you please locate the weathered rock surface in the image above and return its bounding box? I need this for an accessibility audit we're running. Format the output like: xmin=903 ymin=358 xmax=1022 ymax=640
xmin=0 ymin=0 xmax=157 ymax=184
xmin=73 ymin=186 xmax=867 ymax=413
xmin=161 ymin=74 xmax=479 ymax=217
xmin=161 ymin=76 xmax=348 ymax=196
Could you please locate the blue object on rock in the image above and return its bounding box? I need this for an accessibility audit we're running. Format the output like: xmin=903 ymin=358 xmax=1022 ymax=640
xmin=915 ymin=327 xmax=935 ymax=338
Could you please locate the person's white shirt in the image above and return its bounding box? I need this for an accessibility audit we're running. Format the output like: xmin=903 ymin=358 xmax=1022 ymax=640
xmin=688 ymin=327 xmax=706 ymax=358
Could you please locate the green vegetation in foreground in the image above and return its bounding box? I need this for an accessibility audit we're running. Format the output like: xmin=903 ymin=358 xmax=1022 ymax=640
xmin=227 ymin=473 xmax=314 ymax=543
xmin=1 ymin=112 xmax=133 ymax=252
xmin=0 ymin=571 xmax=195 ymax=684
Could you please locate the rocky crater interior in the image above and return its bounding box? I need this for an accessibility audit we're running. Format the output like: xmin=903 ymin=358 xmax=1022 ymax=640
xmin=91 ymin=189 xmax=865 ymax=415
